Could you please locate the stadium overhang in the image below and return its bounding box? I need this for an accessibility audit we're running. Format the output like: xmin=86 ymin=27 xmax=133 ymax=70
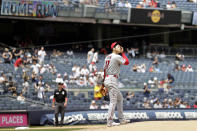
xmin=0 ymin=15 xmax=196 ymax=29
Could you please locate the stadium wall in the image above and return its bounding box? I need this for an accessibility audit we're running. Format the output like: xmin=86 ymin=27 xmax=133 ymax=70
xmin=0 ymin=110 xmax=53 ymax=127
xmin=0 ymin=0 xmax=191 ymax=26
xmin=40 ymin=109 xmax=197 ymax=125
xmin=2 ymin=109 xmax=197 ymax=127
xmin=0 ymin=110 xmax=29 ymax=127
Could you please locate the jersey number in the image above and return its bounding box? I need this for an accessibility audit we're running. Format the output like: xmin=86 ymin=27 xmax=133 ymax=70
xmin=104 ymin=56 xmax=111 ymax=69
xmin=105 ymin=60 xmax=110 ymax=69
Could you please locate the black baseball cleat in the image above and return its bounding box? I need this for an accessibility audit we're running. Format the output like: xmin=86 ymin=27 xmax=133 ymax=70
xmin=60 ymin=122 xmax=64 ymax=127
xmin=54 ymin=122 xmax=59 ymax=127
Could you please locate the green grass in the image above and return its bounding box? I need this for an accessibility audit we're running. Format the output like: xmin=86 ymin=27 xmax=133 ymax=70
xmin=2 ymin=129 xmax=82 ymax=131
xmin=0 ymin=127 xmax=83 ymax=131
xmin=28 ymin=128 xmax=82 ymax=131
xmin=0 ymin=124 xmax=105 ymax=130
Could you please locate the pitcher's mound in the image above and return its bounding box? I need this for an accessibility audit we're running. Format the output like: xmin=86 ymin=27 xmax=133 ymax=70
xmin=83 ymin=120 xmax=197 ymax=131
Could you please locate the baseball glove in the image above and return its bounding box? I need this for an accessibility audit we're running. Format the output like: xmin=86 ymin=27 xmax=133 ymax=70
xmin=100 ymin=86 xmax=108 ymax=96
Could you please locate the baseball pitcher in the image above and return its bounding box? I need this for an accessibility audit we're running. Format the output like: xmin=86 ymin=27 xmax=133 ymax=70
xmin=103 ymin=42 xmax=130 ymax=127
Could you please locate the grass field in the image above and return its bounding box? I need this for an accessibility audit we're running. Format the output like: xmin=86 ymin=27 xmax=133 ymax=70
xmin=14 ymin=128 xmax=81 ymax=131
xmin=0 ymin=125 xmax=105 ymax=131
xmin=0 ymin=127 xmax=82 ymax=131
xmin=0 ymin=127 xmax=83 ymax=131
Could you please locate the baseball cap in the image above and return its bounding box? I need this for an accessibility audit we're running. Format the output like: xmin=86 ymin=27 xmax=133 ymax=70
xmin=111 ymin=42 xmax=117 ymax=50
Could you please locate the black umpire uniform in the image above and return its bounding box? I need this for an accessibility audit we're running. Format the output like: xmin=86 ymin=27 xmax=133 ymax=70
xmin=52 ymin=82 xmax=67 ymax=126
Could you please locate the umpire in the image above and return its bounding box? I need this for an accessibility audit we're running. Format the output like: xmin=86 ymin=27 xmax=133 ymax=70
xmin=52 ymin=81 xmax=67 ymax=126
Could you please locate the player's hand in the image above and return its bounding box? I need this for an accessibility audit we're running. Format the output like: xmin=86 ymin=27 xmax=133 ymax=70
xmin=52 ymin=105 xmax=55 ymax=109
xmin=120 ymin=46 xmax=124 ymax=53
xmin=64 ymin=103 xmax=67 ymax=107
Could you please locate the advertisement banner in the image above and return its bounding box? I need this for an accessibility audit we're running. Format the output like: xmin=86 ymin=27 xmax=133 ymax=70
xmin=181 ymin=11 xmax=192 ymax=24
xmin=1 ymin=0 xmax=58 ymax=17
xmin=0 ymin=114 xmax=28 ymax=127
xmin=130 ymin=8 xmax=181 ymax=25
xmin=40 ymin=109 xmax=197 ymax=125
xmin=192 ymin=12 xmax=197 ymax=25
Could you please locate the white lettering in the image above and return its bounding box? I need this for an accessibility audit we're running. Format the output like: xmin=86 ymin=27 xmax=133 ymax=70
xmin=13 ymin=116 xmax=17 ymax=124
xmin=8 ymin=116 xmax=13 ymax=124
xmin=64 ymin=114 xmax=85 ymax=124
xmin=0 ymin=116 xmax=24 ymax=124
xmin=124 ymin=112 xmax=149 ymax=119
xmin=53 ymin=114 xmax=85 ymax=124
xmin=87 ymin=113 xmax=109 ymax=121
xmin=155 ymin=112 xmax=183 ymax=119
xmin=2 ymin=117 xmax=6 ymax=124
xmin=185 ymin=112 xmax=197 ymax=119
xmin=20 ymin=116 xmax=23 ymax=124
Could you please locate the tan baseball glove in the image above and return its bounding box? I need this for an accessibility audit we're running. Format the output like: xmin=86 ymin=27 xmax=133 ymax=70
xmin=100 ymin=85 xmax=108 ymax=96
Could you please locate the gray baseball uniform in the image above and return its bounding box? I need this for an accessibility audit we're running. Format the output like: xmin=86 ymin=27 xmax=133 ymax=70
xmin=103 ymin=53 xmax=127 ymax=123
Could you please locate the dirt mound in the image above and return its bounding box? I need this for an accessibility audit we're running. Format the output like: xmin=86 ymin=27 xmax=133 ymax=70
xmin=82 ymin=120 xmax=197 ymax=131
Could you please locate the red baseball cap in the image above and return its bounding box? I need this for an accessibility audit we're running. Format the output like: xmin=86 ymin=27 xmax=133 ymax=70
xmin=111 ymin=42 xmax=117 ymax=50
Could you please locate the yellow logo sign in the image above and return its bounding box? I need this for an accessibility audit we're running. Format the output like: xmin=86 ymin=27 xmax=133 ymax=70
xmin=151 ymin=10 xmax=161 ymax=23
xmin=148 ymin=10 xmax=164 ymax=23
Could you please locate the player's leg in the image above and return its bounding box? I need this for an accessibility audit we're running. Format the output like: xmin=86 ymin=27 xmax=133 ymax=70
xmin=117 ymin=90 xmax=124 ymax=120
xmin=107 ymin=87 xmax=119 ymax=126
xmin=60 ymin=103 xmax=65 ymax=126
xmin=117 ymin=90 xmax=129 ymax=124
xmin=54 ymin=104 xmax=60 ymax=126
